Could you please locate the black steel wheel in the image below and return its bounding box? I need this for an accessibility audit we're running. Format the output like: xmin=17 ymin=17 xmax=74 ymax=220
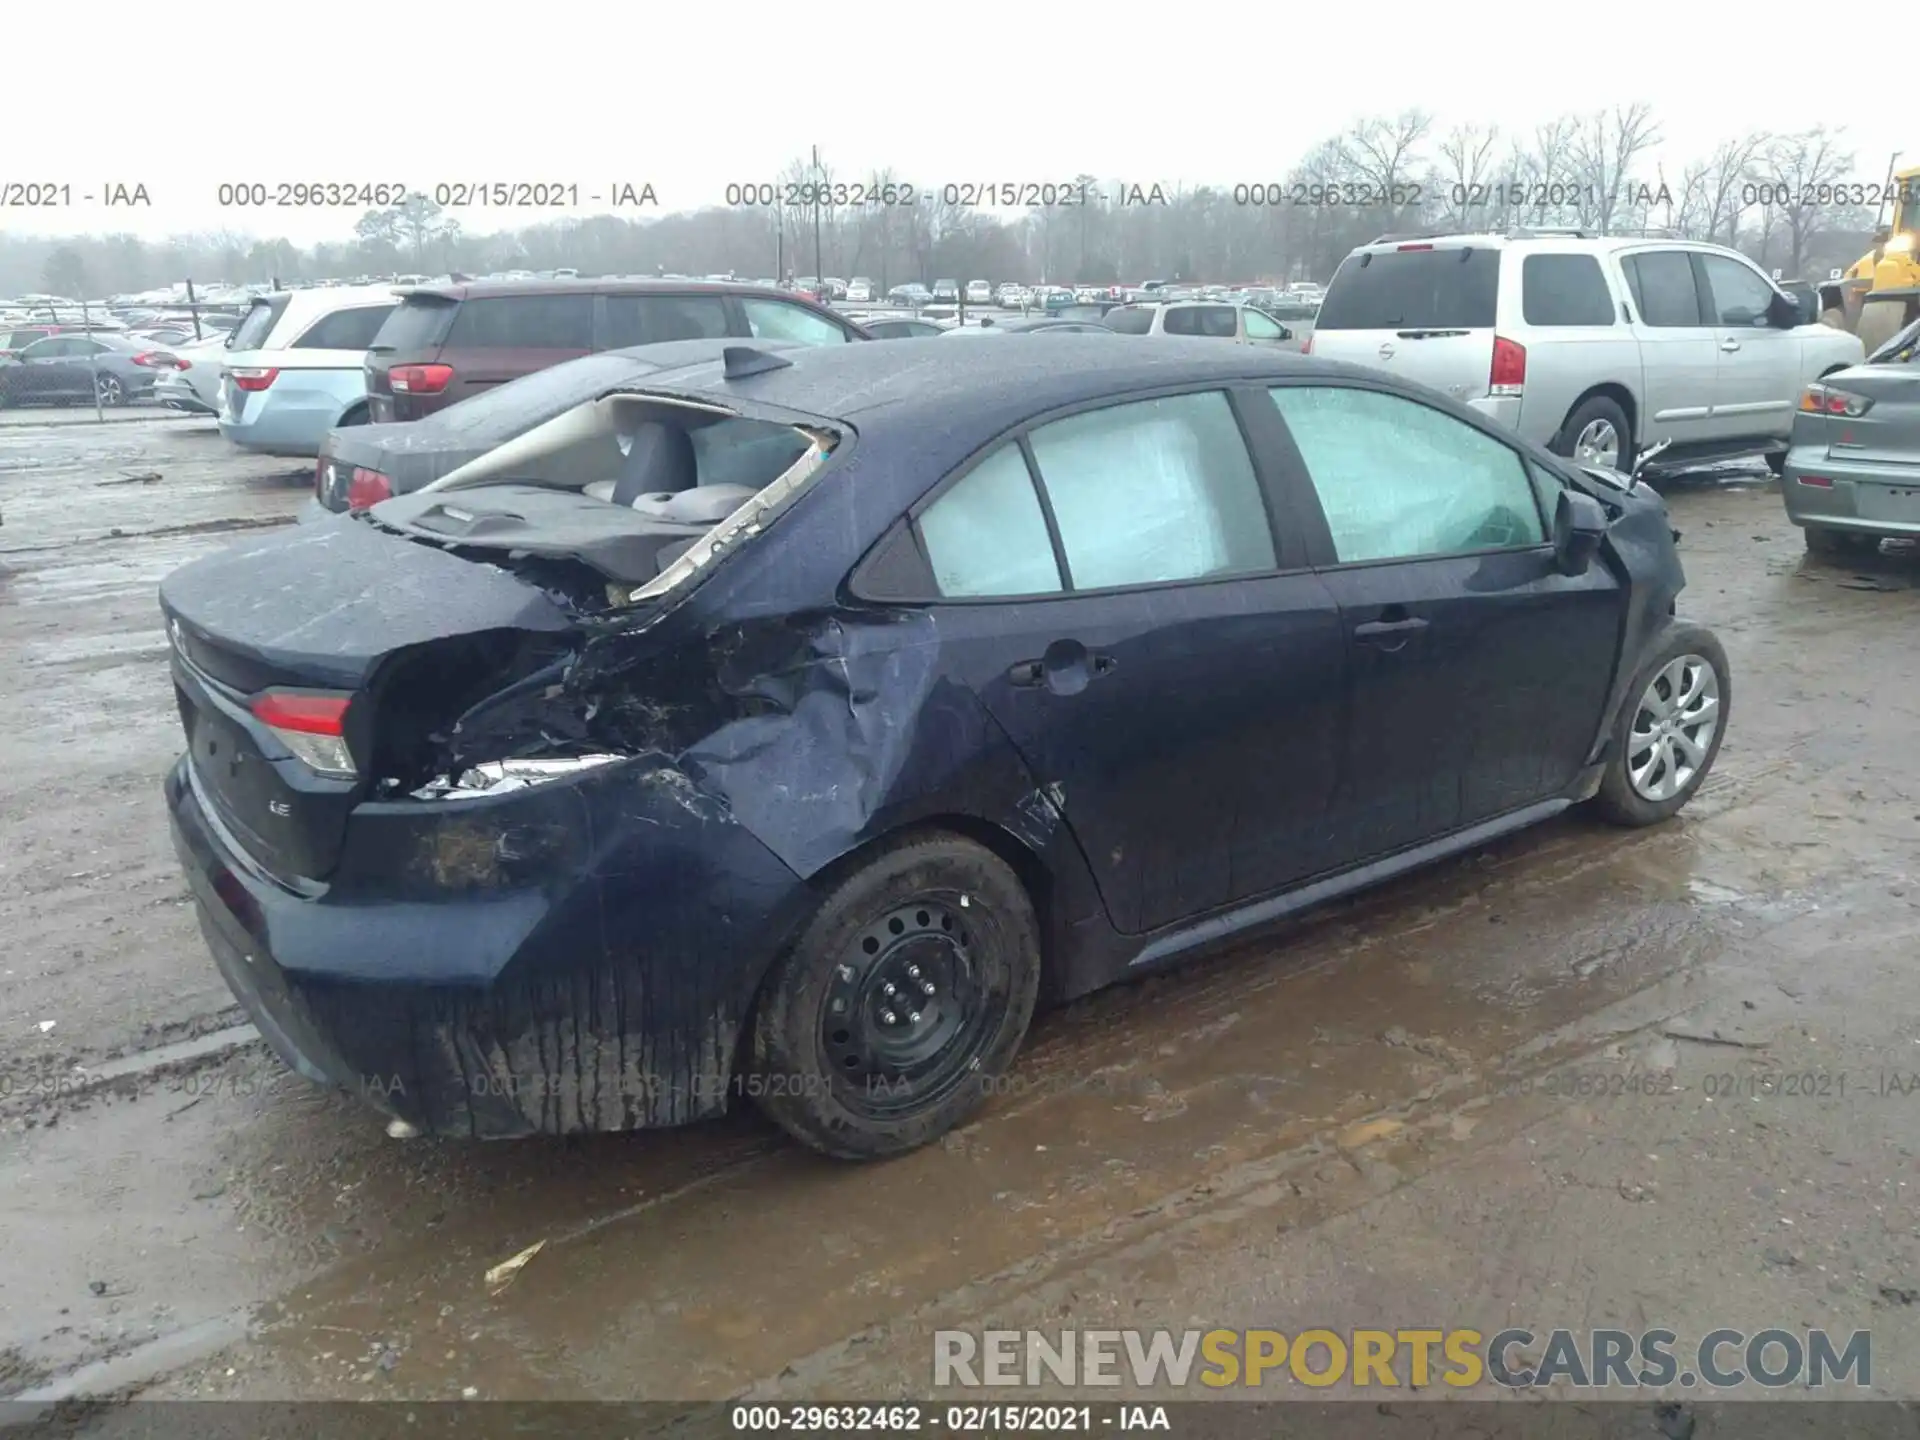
xmin=749 ymin=832 xmax=1041 ymax=1159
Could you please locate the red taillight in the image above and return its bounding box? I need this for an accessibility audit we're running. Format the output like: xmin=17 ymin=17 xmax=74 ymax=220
xmin=1800 ymin=383 xmax=1871 ymax=417
xmin=230 ymin=367 xmax=278 ymax=392
xmin=174 ymin=358 xmax=192 ymax=371
xmin=250 ymin=690 xmax=356 ymax=777
xmin=1397 ymin=243 xmax=1434 ymax=251
xmin=1301 ymin=335 xmax=1312 ymax=355
xmin=132 ymin=351 xmax=167 ymax=367
xmin=1797 ymin=475 xmax=1835 ymax=488
xmin=251 ymin=691 xmax=349 ymax=734
xmin=1490 ymin=335 xmax=1526 ymax=395
xmin=389 ymin=363 xmax=453 ymax=395
xmin=347 ymin=468 xmax=392 ymax=510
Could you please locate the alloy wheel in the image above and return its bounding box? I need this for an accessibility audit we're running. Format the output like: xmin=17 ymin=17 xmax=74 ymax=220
xmin=1626 ymin=654 xmax=1721 ymax=803
xmin=1574 ymin=417 xmax=1620 ymax=469
xmin=97 ymin=376 xmax=122 ymax=406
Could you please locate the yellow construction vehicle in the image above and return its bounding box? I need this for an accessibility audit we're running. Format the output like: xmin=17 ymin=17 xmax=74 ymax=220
xmin=1818 ymin=163 xmax=1920 ymax=352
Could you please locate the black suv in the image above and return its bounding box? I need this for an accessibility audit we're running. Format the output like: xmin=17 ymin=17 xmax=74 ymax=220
xmin=363 ymin=278 xmax=870 ymax=422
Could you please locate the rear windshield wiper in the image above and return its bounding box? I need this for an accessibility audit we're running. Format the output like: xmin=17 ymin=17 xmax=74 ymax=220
xmin=1396 ymin=328 xmax=1469 ymax=339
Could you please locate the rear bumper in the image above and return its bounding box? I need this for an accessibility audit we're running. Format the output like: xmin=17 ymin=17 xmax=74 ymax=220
xmin=165 ymin=753 xmax=813 ymax=1138
xmin=219 ymin=373 xmax=367 ymax=456
xmin=1781 ymin=448 xmax=1920 ymax=536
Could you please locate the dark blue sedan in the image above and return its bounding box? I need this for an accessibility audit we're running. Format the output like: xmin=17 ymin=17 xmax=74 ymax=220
xmin=160 ymin=337 xmax=1728 ymax=1158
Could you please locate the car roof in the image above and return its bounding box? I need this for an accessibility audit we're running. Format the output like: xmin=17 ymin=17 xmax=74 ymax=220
xmin=1347 ymin=230 xmax=1751 ymax=260
xmin=618 ymin=334 xmax=1341 ymax=430
xmin=395 ymin=278 xmax=825 ymax=303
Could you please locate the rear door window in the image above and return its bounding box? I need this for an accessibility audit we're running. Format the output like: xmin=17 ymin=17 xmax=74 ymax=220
xmin=228 ymin=296 xmax=289 ymax=350
xmin=918 ymin=445 xmax=1065 ymax=598
xmin=1315 ymin=247 xmax=1501 ymax=330
xmin=1026 ymin=391 xmax=1276 ymax=589
xmin=1104 ymin=307 xmax=1155 ymax=335
xmin=602 ymin=294 xmax=731 ymax=347
xmin=1621 ymin=252 xmax=1706 ymax=327
xmin=293 ymin=304 xmax=397 ymax=350
xmin=1520 ymin=254 xmax=1617 ymax=326
xmin=444 ymin=295 xmax=595 ymax=349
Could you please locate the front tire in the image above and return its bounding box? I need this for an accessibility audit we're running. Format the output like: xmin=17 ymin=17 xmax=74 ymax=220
xmin=1590 ymin=624 xmax=1730 ymax=827
xmin=1554 ymin=395 xmax=1635 ymax=476
xmin=749 ymin=832 xmax=1041 ymax=1160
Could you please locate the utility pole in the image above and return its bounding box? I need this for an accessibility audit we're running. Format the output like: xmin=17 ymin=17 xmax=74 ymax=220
xmin=812 ymin=145 xmax=826 ymax=297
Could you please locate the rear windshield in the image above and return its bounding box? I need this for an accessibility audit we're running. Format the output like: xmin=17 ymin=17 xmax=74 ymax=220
xmin=430 ymin=352 xmax=646 ymax=435
xmin=228 ymin=296 xmax=289 ymax=350
xmin=1315 ymin=247 xmax=1502 ymax=331
xmin=370 ymin=295 xmax=459 ymax=355
xmin=1104 ymin=307 xmax=1155 ymax=334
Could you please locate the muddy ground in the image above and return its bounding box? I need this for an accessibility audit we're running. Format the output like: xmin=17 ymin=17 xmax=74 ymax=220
xmin=1 ymin=407 xmax=1918 ymax=1420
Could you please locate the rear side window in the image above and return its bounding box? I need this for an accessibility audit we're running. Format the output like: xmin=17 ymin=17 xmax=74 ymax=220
xmin=293 ymin=304 xmax=396 ymax=351
xmin=918 ymin=446 xmax=1064 ymax=598
xmin=444 ymin=295 xmax=595 ymax=349
xmin=1621 ymin=252 xmax=1704 ymax=327
xmin=1315 ymin=248 xmax=1501 ymax=331
xmin=228 ymin=296 xmax=289 ymax=350
xmin=1028 ymin=391 xmax=1276 ymax=589
xmin=1162 ymin=306 xmax=1238 ymax=338
xmin=741 ymin=299 xmax=853 ymax=345
xmin=602 ymin=294 xmax=731 ymax=347
xmin=371 ymin=295 xmax=459 ymax=354
xmin=1520 ymin=255 xmax=1616 ymax=326
xmin=1104 ymin=307 xmax=1155 ymax=335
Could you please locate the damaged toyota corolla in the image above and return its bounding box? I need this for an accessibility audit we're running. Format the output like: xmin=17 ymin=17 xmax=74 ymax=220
xmin=162 ymin=337 xmax=1729 ymax=1159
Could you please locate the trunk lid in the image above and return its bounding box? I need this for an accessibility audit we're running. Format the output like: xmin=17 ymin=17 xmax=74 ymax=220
xmin=161 ymin=518 xmax=574 ymax=882
xmin=1817 ymin=363 xmax=1920 ymax=467
xmin=1308 ymin=243 xmax=1503 ymax=399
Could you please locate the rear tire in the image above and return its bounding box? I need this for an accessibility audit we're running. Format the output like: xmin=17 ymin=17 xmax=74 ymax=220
xmin=749 ymin=832 xmax=1041 ymax=1160
xmin=96 ymin=375 xmax=124 ymax=407
xmin=1590 ymin=624 xmax=1730 ymax=828
xmin=1804 ymin=525 xmax=1877 ymax=559
xmin=1553 ymin=395 xmax=1635 ymax=475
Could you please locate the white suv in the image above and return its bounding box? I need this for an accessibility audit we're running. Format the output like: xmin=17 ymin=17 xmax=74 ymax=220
xmin=1307 ymin=231 xmax=1865 ymax=473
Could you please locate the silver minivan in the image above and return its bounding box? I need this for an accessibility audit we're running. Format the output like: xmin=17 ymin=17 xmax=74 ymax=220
xmin=1308 ymin=231 xmax=1864 ymax=474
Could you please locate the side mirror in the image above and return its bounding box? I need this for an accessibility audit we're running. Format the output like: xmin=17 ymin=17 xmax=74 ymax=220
xmin=1553 ymin=488 xmax=1609 ymax=576
xmin=1767 ymin=290 xmax=1802 ymax=328
xmin=1277 ymin=326 xmax=1294 ymax=341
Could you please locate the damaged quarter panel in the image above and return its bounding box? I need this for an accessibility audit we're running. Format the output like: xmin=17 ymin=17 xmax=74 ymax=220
xmin=1583 ymin=474 xmax=1689 ymax=766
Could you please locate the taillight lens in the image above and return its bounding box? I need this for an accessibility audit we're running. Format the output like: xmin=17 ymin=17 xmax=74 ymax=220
xmin=1490 ymin=335 xmax=1527 ymax=395
xmin=347 ymin=468 xmax=392 ymax=510
xmin=389 ymin=363 xmax=453 ymax=394
xmin=250 ymin=690 xmax=356 ymax=778
xmin=1797 ymin=474 xmax=1835 ymax=488
xmin=1800 ymin=383 xmax=1872 ymax=417
xmin=1301 ymin=335 xmax=1312 ymax=355
xmin=230 ymin=367 xmax=278 ymax=392
xmin=131 ymin=351 xmax=167 ymax=368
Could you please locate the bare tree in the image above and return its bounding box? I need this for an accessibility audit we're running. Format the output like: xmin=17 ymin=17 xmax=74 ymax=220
xmin=1698 ymin=134 xmax=1772 ymax=245
xmin=1571 ymin=103 xmax=1663 ymax=234
xmin=1765 ymin=128 xmax=1856 ymax=275
xmin=1519 ymin=115 xmax=1579 ymax=228
xmin=1435 ymin=122 xmax=1500 ymax=229
xmin=1339 ymin=110 xmax=1433 ymax=196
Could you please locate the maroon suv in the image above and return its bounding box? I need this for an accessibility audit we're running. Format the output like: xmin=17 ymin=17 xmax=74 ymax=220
xmin=362 ymin=278 xmax=868 ymax=423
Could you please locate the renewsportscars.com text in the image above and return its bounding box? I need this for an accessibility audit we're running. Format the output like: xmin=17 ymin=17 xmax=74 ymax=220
xmin=933 ymin=1327 xmax=1871 ymax=1390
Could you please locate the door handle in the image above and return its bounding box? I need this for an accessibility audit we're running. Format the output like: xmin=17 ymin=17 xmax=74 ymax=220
xmin=1351 ymin=618 xmax=1428 ymax=645
xmin=1008 ymin=659 xmax=1045 ymax=687
xmin=1008 ymin=647 xmax=1117 ymax=691
xmin=1720 ymin=339 xmax=1742 ymax=353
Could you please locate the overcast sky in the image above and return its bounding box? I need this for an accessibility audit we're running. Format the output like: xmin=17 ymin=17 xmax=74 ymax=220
xmin=8 ymin=0 xmax=1904 ymax=247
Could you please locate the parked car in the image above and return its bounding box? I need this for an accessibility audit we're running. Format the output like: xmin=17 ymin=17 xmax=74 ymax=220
xmin=847 ymin=278 xmax=876 ymax=303
xmin=1782 ymin=318 xmax=1920 ymax=556
xmin=153 ymin=333 xmax=234 ymax=415
xmin=932 ymin=279 xmax=960 ymax=302
xmin=161 ymin=336 xmax=1726 ymax=1159
xmin=0 ymin=331 xmax=173 ymax=407
xmin=965 ymin=280 xmax=993 ymax=305
xmin=1103 ymin=301 xmax=1299 ymax=347
xmin=938 ymin=318 xmax=1115 ymax=335
xmin=216 ymin=287 xmax=399 ymax=456
xmin=861 ymin=317 xmax=950 ymax=340
xmin=363 ymin=279 xmax=868 ymax=425
xmin=311 ymin=339 xmax=807 ymax=516
xmin=1 ymin=322 xmax=120 ymax=359
xmin=1307 ymin=232 xmax=1865 ymax=475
